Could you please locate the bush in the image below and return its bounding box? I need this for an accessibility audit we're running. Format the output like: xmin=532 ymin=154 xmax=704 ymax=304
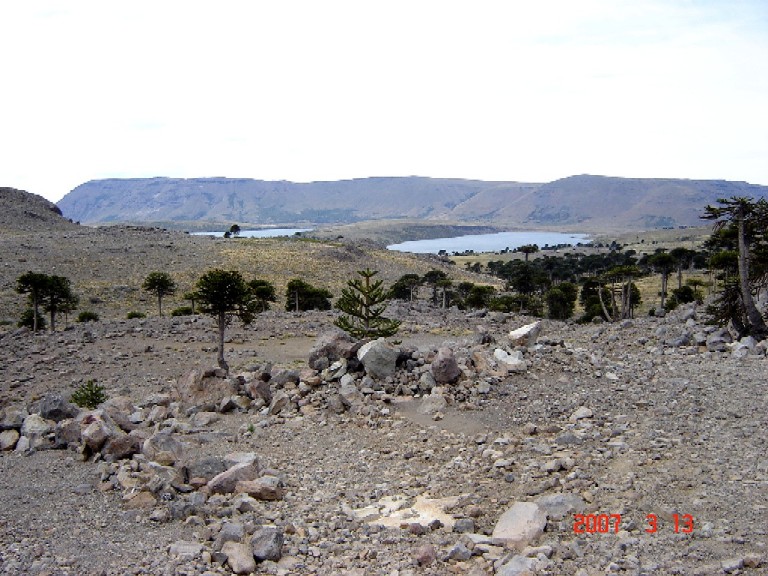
xmin=77 ymin=311 xmax=99 ymax=323
xmin=171 ymin=306 xmax=194 ymax=317
xmin=18 ymin=308 xmax=46 ymax=330
xmin=71 ymin=380 xmax=108 ymax=409
xmin=126 ymin=311 xmax=146 ymax=319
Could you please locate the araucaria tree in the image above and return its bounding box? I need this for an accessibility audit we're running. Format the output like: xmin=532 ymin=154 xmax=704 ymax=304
xmin=703 ymin=197 xmax=768 ymax=337
xmin=142 ymin=271 xmax=177 ymax=316
xmin=41 ymin=275 xmax=78 ymax=332
xmin=16 ymin=272 xmax=49 ymax=332
xmin=196 ymin=269 xmax=256 ymax=373
xmin=334 ymin=268 xmax=401 ymax=339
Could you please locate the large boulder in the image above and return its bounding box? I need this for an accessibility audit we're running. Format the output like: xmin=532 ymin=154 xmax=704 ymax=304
xmin=357 ymin=338 xmax=399 ymax=380
xmin=508 ymin=321 xmax=542 ymax=347
xmin=173 ymin=368 xmax=238 ymax=411
xmin=491 ymin=501 xmax=547 ymax=549
xmin=80 ymin=411 xmax=122 ymax=453
xmin=142 ymin=432 xmax=185 ymax=466
xmin=251 ymin=526 xmax=284 ymax=561
xmin=208 ymin=461 xmax=260 ymax=495
xmin=430 ymin=347 xmax=461 ymax=384
xmin=37 ymin=393 xmax=79 ymax=422
xmin=308 ymin=329 xmax=360 ymax=371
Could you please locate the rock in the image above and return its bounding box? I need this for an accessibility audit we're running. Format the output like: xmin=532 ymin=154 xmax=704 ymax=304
xmin=101 ymin=396 xmax=139 ymax=432
xmin=443 ymin=542 xmax=472 ymax=561
xmin=494 ymin=348 xmax=528 ymax=373
xmin=418 ymin=371 xmax=436 ymax=393
xmin=0 ymin=429 xmax=19 ymax=451
xmin=20 ymin=414 xmax=53 ymax=438
xmin=268 ymin=390 xmax=290 ymax=415
xmin=569 ymin=406 xmax=593 ymax=421
xmin=431 ymin=347 xmax=461 ymax=384
xmin=453 ymin=518 xmax=475 ymax=533
xmin=358 ymin=338 xmax=399 ymax=380
xmin=168 ymin=540 xmax=203 ymax=560
xmin=535 ymin=493 xmax=585 ymax=520
xmin=414 ymin=544 xmax=437 ymax=566
xmin=508 ymin=321 xmax=541 ymax=347
xmin=184 ymin=456 xmax=228 ymax=483
xmin=251 ymin=526 xmax=284 ymax=561
xmin=214 ymin=522 xmax=245 ymax=551
xmin=246 ymin=379 xmax=272 ymax=404
xmin=81 ymin=412 xmax=121 ymax=453
xmin=491 ymin=501 xmax=547 ymax=549
xmin=418 ymin=393 xmax=448 ymax=415
xmin=190 ymin=411 xmax=220 ymax=428
xmin=103 ymin=430 xmax=146 ymax=460
xmin=222 ymin=541 xmax=256 ymax=575
xmin=497 ymin=554 xmax=539 ymax=575
xmin=0 ymin=407 xmax=27 ymax=431
xmin=142 ymin=432 xmax=185 ymax=466
xmin=339 ymin=382 xmax=363 ymax=407
xmin=308 ymin=329 xmax=360 ymax=371
xmin=208 ymin=461 xmax=260 ymax=494
xmin=174 ymin=368 xmax=238 ymax=411
xmin=235 ymin=475 xmax=285 ymax=500
xmin=38 ymin=393 xmax=79 ymax=422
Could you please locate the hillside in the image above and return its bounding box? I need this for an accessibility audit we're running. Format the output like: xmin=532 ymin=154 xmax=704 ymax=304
xmin=57 ymin=175 xmax=768 ymax=231
xmin=0 ymin=187 xmax=79 ymax=235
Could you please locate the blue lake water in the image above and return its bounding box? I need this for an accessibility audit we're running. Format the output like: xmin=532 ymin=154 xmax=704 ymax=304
xmin=192 ymin=228 xmax=312 ymax=238
xmin=387 ymin=231 xmax=591 ymax=254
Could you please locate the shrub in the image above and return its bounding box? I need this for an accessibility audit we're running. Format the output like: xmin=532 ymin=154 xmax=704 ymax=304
xmin=71 ymin=380 xmax=108 ymax=409
xmin=77 ymin=311 xmax=99 ymax=323
xmin=171 ymin=306 xmax=194 ymax=317
xmin=126 ymin=311 xmax=146 ymax=319
xmin=18 ymin=308 xmax=46 ymax=330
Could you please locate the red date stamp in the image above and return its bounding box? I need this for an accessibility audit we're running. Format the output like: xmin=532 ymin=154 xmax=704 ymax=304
xmin=573 ymin=513 xmax=694 ymax=534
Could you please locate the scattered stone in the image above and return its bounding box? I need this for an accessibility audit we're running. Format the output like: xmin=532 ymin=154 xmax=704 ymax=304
xmin=431 ymin=347 xmax=462 ymax=384
xmin=251 ymin=526 xmax=284 ymax=561
xmin=491 ymin=502 xmax=547 ymax=549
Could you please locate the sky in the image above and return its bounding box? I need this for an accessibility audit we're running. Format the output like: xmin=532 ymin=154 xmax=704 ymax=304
xmin=1 ymin=1 xmax=767 ymax=203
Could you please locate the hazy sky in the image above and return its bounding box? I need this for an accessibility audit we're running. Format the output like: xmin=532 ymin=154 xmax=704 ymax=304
xmin=2 ymin=1 xmax=767 ymax=203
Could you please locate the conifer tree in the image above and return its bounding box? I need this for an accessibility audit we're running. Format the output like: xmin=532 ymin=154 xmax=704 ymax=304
xmin=334 ymin=268 xmax=400 ymax=339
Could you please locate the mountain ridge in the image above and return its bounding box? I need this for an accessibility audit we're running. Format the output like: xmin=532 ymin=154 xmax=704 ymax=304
xmin=56 ymin=175 xmax=768 ymax=230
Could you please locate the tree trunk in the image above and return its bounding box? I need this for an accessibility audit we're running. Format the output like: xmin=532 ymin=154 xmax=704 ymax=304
xmin=597 ymin=286 xmax=612 ymax=322
xmin=217 ymin=312 xmax=228 ymax=373
xmin=158 ymin=294 xmax=163 ymax=316
xmin=49 ymin=307 xmax=56 ymax=333
xmin=736 ymin=210 xmax=768 ymax=336
xmin=33 ymin=298 xmax=39 ymax=332
xmin=660 ymin=273 xmax=668 ymax=310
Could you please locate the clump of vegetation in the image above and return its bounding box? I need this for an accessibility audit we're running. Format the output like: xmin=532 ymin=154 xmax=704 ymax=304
xmin=16 ymin=272 xmax=78 ymax=332
xmin=142 ymin=271 xmax=177 ymax=316
xmin=71 ymin=380 xmax=108 ymax=409
xmin=18 ymin=308 xmax=46 ymax=330
xmin=171 ymin=306 xmax=194 ymax=317
xmin=285 ymin=279 xmax=332 ymax=312
xmin=334 ymin=268 xmax=400 ymax=338
xmin=77 ymin=311 xmax=99 ymax=323
xmin=127 ymin=311 xmax=146 ymax=319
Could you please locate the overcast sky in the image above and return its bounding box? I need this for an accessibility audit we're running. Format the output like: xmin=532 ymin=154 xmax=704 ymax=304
xmin=1 ymin=1 xmax=767 ymax=203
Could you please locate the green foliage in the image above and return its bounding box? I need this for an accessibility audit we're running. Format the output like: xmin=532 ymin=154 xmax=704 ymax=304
xmin=334 ymin=268 xmax=400 ymax=339
xmin=170 ymin=306 xmax=194 ymax=316
xmin=546 ymin=282 xmax=578 ymax=320
xmin=196 ymin=269 xmax=258 ymax=371
xmin=464 ymin=285 xmax=496 ymax=309
xmin=16 ymin=272 xmax=77 ymax=332
xmin=76 ymin=311 xmax=99 ymax=323
xmin=488 ymin=294 xmax=544 ymax=316
xmin=229 ymin=223 xmax=241 ymax=237
xmin=285 ymin=279 xmax=332 ymax=312
xmin=389 ymin=274 xmax=422 ymax=301
xmin=127 ymin=311 xmax=146 ymax=319
xmin=71 ymin=380 xmax=108 ymax=409
xmin=249 ymin=279 xmax=277 ymax=311
xmin=18 ymin=308 xmax=46 ymax=330
xmin=142 ymin=272 xmax=177 ymax=316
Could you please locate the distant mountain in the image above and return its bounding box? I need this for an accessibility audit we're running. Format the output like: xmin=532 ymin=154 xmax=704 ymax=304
xmin=0 ymin=187 xmax=78 ymax=234
xmin=57 ymin=175 xmax=768 ymax=230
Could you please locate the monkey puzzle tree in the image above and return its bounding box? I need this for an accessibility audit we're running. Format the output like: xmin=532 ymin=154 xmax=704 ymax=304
xmin=249 ymin=279 xmax=277 ymax=312
xmin=41 ymin=275 xmax=78 ymax=332
xmin=16 ymin=271 xmax=49 ymax=332
xmin=334 ymin=268 xmax=400 ymax=339
xmin=196 ymin=269 xmax=256 ymax=373
xmin=518 ymin=244 xmax=539 ymax=262
xmin=142 ymin=271 xmax=177 ymax=316
xmin=703 ymin=197 xmax=768 ymax=337
xmin=648 ymin=251 xmax=675 ymax=310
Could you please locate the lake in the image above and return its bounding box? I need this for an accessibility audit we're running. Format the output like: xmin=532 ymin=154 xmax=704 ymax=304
xmin=387 ymin=231 xmax=591 ymax=254
xmin=192 ymin=228 xmax=312 ymax=238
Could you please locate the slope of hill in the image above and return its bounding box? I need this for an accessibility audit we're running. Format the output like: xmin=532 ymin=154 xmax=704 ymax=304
xmin=0 ymin=187 xmax=79 ymax=234
xmin=57 ymin=175 xmax=768 ymax=230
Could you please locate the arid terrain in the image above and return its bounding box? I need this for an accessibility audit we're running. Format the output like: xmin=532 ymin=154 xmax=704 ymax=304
xmin=1 ymin=188 xmax=767 ymax=575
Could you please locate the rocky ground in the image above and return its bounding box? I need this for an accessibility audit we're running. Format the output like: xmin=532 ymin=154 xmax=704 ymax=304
xmin=1 ymin=302 xmax=767 ymax=576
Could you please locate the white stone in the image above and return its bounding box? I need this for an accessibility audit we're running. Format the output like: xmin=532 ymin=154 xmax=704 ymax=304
xmin=491 ymin=501 xmax=547 ymax=549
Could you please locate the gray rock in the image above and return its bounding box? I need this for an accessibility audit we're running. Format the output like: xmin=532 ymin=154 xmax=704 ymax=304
xmin=38 ymin=393 xmax=79 ymax=422
xmin=20 ymin=414 xmax=53 ymax=438
xmin=0 ymin=429 xmax=19 ymax=451
xmin=174 ymin=368 xmax=238 ymax=411
xmin=358 ymin=338 xmax=399 ymax=380
xmin=235 ymin=475 xmax=285 ymax=500
xmin=268 ymin=390 xmax=290 ymax=415
xmin=418 ymin=393 xmax=448 ymax=415
xmin=0 ymin=407 xmax=27 ymax=431
xmin=431 ymin=347 xmax=461 ymax=384
xmin=168 ymin=540 xmax=202 ymax=560
xmin=491 ymin=501 xmax=547 ymax=549
xmin=142 ymin=432 xmax=185 ymax=466
xmin=508 ymin=321 xmax=541 ymax=347
xmin=453 ymin=518 xmax=475 ymax=533
xmin=214 ymin=522 xmax=245 ymax=551
xmin=222 ymin=541 xmax=256 ymax=575
xmin=184 ymin=456 xmax=228 ymax=483
xmin=251 ymin=526 xmax=284 ymax=561
xmin=308 ymin=329 xmax=359 ymax=370
xmin=535 ymin=493 xmax=585 ymax=520
xmin=208 ymin=461 xmax=260 ymax=495
xmin=246 ymin=379 xmax=272 ymax=404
